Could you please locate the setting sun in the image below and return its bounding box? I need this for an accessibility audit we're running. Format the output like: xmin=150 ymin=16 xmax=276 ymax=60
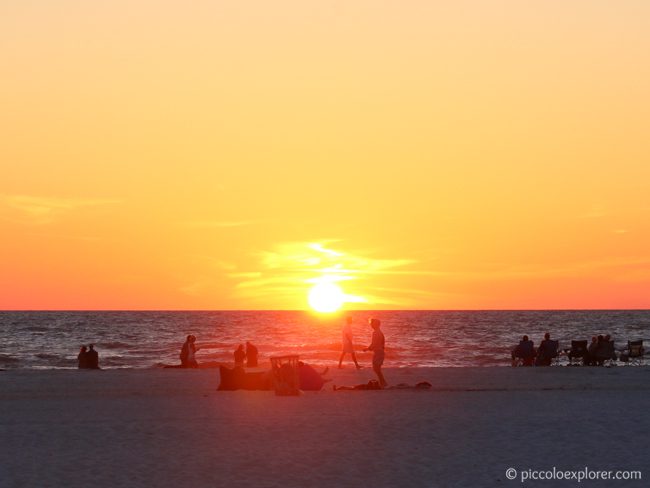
xmin=308 ymin=282 xmax=345 ymax=313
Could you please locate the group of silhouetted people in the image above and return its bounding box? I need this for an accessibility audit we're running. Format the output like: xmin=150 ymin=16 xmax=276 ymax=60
xmin=176 ymin=316 xmax=388 ymax=388
xmin=512 ymin=332 xmax=619 ymax=366
xmin=511 ymin=333 xmax=559 ymax=366
xmin=234 ymin=341 xmax=258 ymax=368
xmin=77 ymin=344 xmax=100 ymax=369
xmin=177 ymin=336 xmax=259 ymax=369
xmin=581 ymin=334 xmax=617 ymax=366
xmin=338 ymin=316 xmax=388 ymax=388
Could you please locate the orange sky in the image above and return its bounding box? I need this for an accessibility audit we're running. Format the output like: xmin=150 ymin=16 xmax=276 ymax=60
xmin=1 ymin=1 xmax=649 ymax=310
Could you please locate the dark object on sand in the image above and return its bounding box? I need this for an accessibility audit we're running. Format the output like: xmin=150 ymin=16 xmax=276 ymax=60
xmin=298 ymin=362 xmax=330 ymax=391
xmin=333 ymin=380 xmax=382 ymax=391
xmin=388 ymin=381 xmax=432 ymax=390
xmin=218 ymin=366 xmax=271 ymax=391
xmin=334 ymin=380 xmax=432 ymax=391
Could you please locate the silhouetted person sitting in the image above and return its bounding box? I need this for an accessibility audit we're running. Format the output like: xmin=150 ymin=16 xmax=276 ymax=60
xmin=536 ymin=333 xmax=558 ymax=366
xmin=234 ymin=344 xmax=246 ymax=367
xmin=86 ymin=344 xmax=100 ymax=369
xmin=584 ymin=336 xmax=598 ymax=365
xmin=594 ymin=335 xmax=616 ymax=366
xmin=246 ymin=341 xmax=258 ymax=368
xmin=188 ymin=335 xmax=200 ymax=368
xmin=511 ymin=335 xmax=535 ymax=366
xmin=180 ymin=335 xmax=192 ymax=368
xmin=78 ymin=345 xmax=88 ymax=369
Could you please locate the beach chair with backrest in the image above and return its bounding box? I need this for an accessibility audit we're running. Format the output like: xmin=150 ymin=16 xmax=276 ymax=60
xmin=567 ymin=340 xmax=588 ymax=366
xmin=624 ymin=340 xmax=644 ymax=366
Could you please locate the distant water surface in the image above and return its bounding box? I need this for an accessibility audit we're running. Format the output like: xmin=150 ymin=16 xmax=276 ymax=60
xmin=0 ymin=310 xmax=648 ymax=369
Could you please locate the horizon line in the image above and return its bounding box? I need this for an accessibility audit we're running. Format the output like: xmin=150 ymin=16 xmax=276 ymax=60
xmin=1 ymin=308 xmax=649 ymax=312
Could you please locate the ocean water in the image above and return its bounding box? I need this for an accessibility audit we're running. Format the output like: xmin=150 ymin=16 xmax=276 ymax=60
xmin=0 ymin=310 xmax=648 ymax=370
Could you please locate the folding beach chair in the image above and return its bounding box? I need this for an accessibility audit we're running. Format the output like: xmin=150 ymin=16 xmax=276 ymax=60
xmin=567 ymin=340 xmax=588 ymax=366
xmin=623 ymin=340 xmax=644 ymax=366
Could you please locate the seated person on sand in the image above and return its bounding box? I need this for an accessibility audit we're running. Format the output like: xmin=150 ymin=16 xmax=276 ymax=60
xmin=189 ymin=336 xmax=200 ymax=368
xmin=584 ymin=336 xmax=598 ymax=365
xmin=234 ymin=344 xmax=246 ymax=367
xmin=180 ymin=335 xmax=192 ymax=368
xmin=86 ymin=344 xmax=100 ymax=369
xmin=593 ymin=335 xmax=616 ymax=366
xmin=78 ymin=345 xmax=88 ymax=369
xmin=511 ymin=335 xmax=535 ymax=366
xmin=245 ymin=341 xmax=258 ymax=368
xmin=535 ymin=333 xmax=558 ymax=366
xmin=180 ymin=335 xmax=200 ymax=368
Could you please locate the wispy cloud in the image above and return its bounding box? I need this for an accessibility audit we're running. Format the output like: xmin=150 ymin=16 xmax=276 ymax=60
xmin=183 ymin=220 xmax=256 ymax=229
xmin=232 ymin=241 xmax=428 ymax=307
xmin=1 ymin=194 xmax=121 ymax=224
xmin=446 ymin=257 xmax=650 ymax=282
xmin=576 ymin=205 xmax=611 ymax=220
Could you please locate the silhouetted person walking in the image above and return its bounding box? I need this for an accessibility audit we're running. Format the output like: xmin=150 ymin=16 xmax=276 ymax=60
xmin=338 ymin=316 xmax=361 ymax=369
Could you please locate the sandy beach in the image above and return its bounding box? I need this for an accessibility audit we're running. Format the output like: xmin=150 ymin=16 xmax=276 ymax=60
xmin=1 ymin=366 xmax=649 ymax=488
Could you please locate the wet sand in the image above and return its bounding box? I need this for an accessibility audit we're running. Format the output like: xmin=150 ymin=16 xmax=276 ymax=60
xmin=1 ymin=366 xmax=649 ymax=487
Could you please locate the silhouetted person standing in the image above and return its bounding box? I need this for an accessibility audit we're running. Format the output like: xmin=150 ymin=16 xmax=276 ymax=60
xmin=246 ymin=341 xmax=258 ymax=367
xmin=364 ymin=318 xmax=387 ymax=388
xmin=86 ymin=344 xmax=100 ymax=369
xmin=78 ymin=345 xmax=88 ymax=369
